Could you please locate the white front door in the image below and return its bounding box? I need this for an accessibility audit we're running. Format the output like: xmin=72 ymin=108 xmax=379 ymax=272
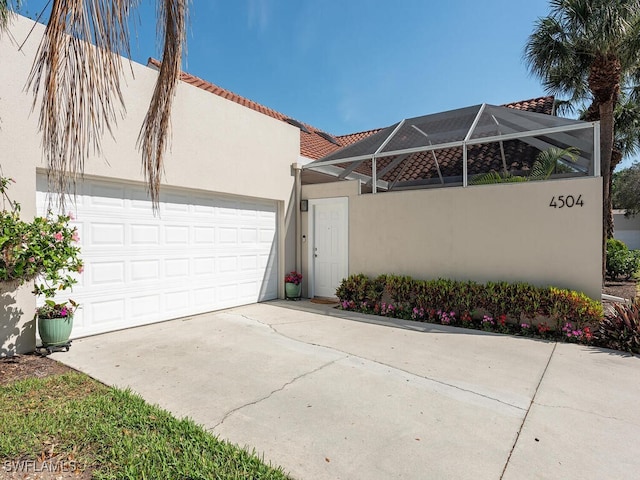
xmin=311 ymin=198 xmax=348 ymax=298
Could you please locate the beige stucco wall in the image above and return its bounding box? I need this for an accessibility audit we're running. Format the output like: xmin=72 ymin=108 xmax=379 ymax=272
xmin=0 ymin=16 xmax=299 ymax=354
xmin=303 ymin=177 xmax=602 ymax=299
xmin=613 ymin=211 xmax=640 ymax=250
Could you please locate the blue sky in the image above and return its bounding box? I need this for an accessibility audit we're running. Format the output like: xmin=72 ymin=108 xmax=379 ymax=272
xmin=15 ymin=0 xmax=636 ymax=169
xmin=19 ymin=0 xmax=550 ymax=134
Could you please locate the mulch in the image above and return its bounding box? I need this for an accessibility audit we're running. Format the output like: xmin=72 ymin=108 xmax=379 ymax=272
xmin=603 ymin=279 xmax=638 ymax=301
xmin=0 ymin=353 xmax=73 ymax=386
xmin=310 ymin=297 xmax=340 ymax=305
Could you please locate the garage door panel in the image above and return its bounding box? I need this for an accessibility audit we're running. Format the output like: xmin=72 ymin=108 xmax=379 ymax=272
xmin=165 ymin=225 xmax=189 ymax=244
xmin=165 ymin=290 xmax=189 ymax=312
xmin=194 ymin=257 xmax=215 ymax=276
xmin=219 ymin=227 xmax=238 ymax=244
xmin=194 ymin=226 xmax=215 ymax=244
xmin=240 ymin=228 xmax=258 ymax=244
xmin=194 ymin=286 xmax=216 ymax=307
xmin=218 ymin=256 xmax=238 ymax=273
xmin=37 ymin=177 xmax=279 ymax=338
xmin=165 ymin=258 xmax=190 ymax=278
xmin=239 ymin=255 xmax=258 ymax=271
xmin=91 ymin=223 xmax=125 ymax=246
xmin=91 ymin=298 xmax=125 ymax=325
xmin=131 ymin=294 xmax=161 ymax=318
xmin=130 ymin=260 xmax=160 ymax=282
xmin=130 ymin=224 xmax=160 ymax=245
xmin=90 ymin=261 xmax=125 ymax=285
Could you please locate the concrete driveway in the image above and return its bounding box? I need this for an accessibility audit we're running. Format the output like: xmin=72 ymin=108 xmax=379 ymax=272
xmin=52 ymin=301 xmax=640 ymax=480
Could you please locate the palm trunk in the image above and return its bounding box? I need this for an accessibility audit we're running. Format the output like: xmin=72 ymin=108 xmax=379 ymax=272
xmin=589 ymin=55 xmax=620 ymax=283
xmin=599 ymin=100 xmax=615 ymax=281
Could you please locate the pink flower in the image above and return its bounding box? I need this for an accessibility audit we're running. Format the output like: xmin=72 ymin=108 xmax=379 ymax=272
xmin=71 ymin=230 xmax=80 ymax=242
xmin=67 ymin=211 xmax=75 ymax=220
xmin=77 ymin=265 xmax=84 ymax=274
xmin=28 ymin=257 xmax=35 ymax=263
xmin=53 ymin=232 xmax=63 ymax=242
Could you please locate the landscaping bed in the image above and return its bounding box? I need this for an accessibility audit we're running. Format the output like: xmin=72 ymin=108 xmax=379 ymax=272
xmin=336 ymin=274 xmax=640 ymax=354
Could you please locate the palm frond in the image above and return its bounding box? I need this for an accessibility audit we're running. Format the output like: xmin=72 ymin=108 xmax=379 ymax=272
xmin=530 ymin=146 xmax=579 ymax=180
xmin=0 ymin=0 xmax=12 ymax=30
xmin=26 ymin=0 xmax=139 ymax=209
xmin=137 ymin=0 xmax=187 ymax=211
xmin=470 ymin=172 xmax=528 ymax=185
xmin=614 ymin=92 xmax=640 ymax=158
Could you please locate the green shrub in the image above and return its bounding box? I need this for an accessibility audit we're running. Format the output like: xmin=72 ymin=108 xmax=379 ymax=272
xmin=607 ymin=249 xmax=640 ymax=280
xmin=606 ymin=238 xmax=640 ymax=280
xmin=335 ymin=273 xmax=370 ymax=303
xmin=596 ymin=298 xmax=640 ymax=354
xmin=384 ymin=274 xmax=415 ymax=305
xmin=415 ymin=278 xmax=457 ymax=313
xmin=366 ymin=275 xmax=387 ymax=304
xmin=607 ymin=238 xmax=628 ymax=254
xmin=336 ymin=273 xmax=603 ymax=339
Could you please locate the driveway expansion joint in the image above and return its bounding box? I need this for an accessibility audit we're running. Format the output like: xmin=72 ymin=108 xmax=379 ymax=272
xmin=500 ymin=342 xmax=558 ymax=479
xmin=210 ymin=356 xmax=346 ymax=431
xmin=239 ymin=312 xmax=527 ymax=412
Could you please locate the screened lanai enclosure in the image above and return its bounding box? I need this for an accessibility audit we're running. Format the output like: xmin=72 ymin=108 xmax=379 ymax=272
xmin=302 ymin=103 xmax=599 ymax=192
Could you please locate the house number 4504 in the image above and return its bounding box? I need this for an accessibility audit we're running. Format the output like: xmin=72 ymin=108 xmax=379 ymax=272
xmin=549 ymin=195 xmax=584 ymax=208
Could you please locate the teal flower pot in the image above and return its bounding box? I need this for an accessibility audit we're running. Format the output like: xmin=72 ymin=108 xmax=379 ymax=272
xmin=285 ymin=282 xmax=302 ymax=299
xmin=38 ymin=315 xmax=74 ymax=347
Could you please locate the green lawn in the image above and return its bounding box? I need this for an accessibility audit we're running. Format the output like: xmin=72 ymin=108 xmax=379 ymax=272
xmin=0 ymin=373 xmax=291 ymax=479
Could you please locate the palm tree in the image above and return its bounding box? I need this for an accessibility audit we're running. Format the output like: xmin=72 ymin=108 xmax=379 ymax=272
xmin=524 ymin=0 xmax=640 ymax=279
xmin=0 ymin=0 xmax=187 ymax=210
xmin=470 ymin=147 xmax=579 ymax=184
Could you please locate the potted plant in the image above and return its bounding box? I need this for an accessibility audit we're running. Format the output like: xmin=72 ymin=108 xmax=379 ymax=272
xmin=36 ymin=299 xmax=78 ymax=349
xmin=285 ymin=271 xmax=303 ymax=299
xmin=0 ymin=176 xmax=83 ymax=350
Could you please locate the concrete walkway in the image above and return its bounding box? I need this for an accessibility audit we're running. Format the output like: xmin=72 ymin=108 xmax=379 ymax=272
xmin=52 ymin=301 xmax=640 ymax=480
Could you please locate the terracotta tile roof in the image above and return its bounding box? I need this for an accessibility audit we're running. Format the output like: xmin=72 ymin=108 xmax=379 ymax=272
xmin=148 ymin=58 xmax=340 ymax=160
xmin=148 ymin=58 xmax=555 ymax=182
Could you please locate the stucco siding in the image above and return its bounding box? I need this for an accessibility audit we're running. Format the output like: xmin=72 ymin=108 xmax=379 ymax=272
xmin=0 ymin=16 xmax=299 ymax=354
xmin=303 ymin=177 xmax=602 ymax=300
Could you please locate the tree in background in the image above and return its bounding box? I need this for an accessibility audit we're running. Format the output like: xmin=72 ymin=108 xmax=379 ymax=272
xmin=524 ymin=0 xmax=640 ymax=279
xmin=612 ymin=162 xmax=640 ymax=217
xmin=0 ymin=0 xmax=187 ymax=210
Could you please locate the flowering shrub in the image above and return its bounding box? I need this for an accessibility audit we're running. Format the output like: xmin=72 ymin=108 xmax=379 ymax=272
xmin=36 ymin=299 xmax=78 ymax=319
xmin=438 ymin=310 xmax=456 ymax=325
xmin=460 ymin=311 xmax=473 ymax=324
xmin=482 ymin=315 xmax=495 ymax=330
xmin=412 ymin=306 xmax=425 ymax=320
xmin=284 ymin=271 xmax=303 ymax=285
xmin=0 ymin=177 xmax=83 ymax=297
xmin=336 ymin=273 xmax=604 ymax=347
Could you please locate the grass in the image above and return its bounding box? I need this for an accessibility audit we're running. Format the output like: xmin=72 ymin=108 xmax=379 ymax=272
xmin=0 ymin=373 xmax=291 ymax=479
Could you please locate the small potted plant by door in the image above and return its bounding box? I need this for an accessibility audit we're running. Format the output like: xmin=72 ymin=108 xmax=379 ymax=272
xmin=285 ymin=271 xmax=303 ymax=299
xmin=37 ymin=299 xmax=78 ymax=352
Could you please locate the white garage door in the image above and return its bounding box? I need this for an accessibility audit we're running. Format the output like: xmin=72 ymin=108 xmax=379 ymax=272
xmin=36 ymin=176 xmax=279 ymax=338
